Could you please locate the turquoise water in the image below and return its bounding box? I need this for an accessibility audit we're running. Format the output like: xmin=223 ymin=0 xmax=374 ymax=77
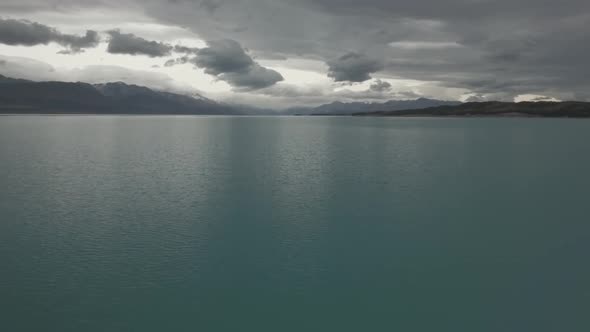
xmin=1 ymin=116 xmax=589 ymax=331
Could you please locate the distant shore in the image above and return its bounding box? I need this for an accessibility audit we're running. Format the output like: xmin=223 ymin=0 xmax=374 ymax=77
xmin=352 ymin=101 xmax=590 ymax=118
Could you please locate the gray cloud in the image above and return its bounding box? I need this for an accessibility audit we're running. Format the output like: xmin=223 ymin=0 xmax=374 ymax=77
xmin=59 ymin=30 xmax=99 ymax=52
xmin=228 ymin=80 xmax=428 ymax=108
xmin=217 ymin=64 xmax=284 ymax=90
xmin=369 ymin=79 xmax=392 ymax=92
xmin=0 ymin=18 xmax=54 ymax=45
xmin=303 ymin=0 xmax=590 ymax=21
xmin=0 ymin=18 xmax=99 ymax=52
xmin=135 ymin=0 xmax=590 ymax=99
xmin=163 ymin=39 xmax=285 ymax=90
xmin=3 ymin=0 xmax=590 ymax=101
xmin=106 ymin=30 xmax=173 ymax=57
xmin=194 ymin=39 xmax=255 ymax=75
xmin=0 ymin=54 xmax=197 ymax=94
xmin=327 ymin=52 xmax=384 ymax=82
xmin=199 ymin=0 xmax=222 ymax=13
xmin=173 ymin=45 xmax=200 ymax=53
xmin=194 ymin=39 xmax=283 ymax=90
xmin=164 ymin=56 xmax=191 ymax=67
xmin=0 ymin=1 xmax=112 ymax=14
xmin=0 ymin=55 xmax=61 ymax=81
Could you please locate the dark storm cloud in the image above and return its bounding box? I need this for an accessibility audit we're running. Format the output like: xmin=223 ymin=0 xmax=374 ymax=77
xmin=134 ymin=0 xmax=590 ymax=99
xmin=0 ymin=18 xmax=54 ymax=45
xmin=61 ymin=30 xmax=99 ymax=49
xmin=106 ymin=30 xmax=173 ymax=57
xmin=194 ymin=39 xmax=255 ymax=75
xmin=0 ymin=18 xmax=99 ymax=52
xmin=327 ymin=52 xmax=384 ymax=82
xmin=4 ymin=0 xmax=590 ymax=101
xmin=193 ymin=39 xmax=283 ymax=90
xmin=302 ymin=0 xmax=590 ymax=20
xmin=217 ymin=64 xmax=284 ymax=90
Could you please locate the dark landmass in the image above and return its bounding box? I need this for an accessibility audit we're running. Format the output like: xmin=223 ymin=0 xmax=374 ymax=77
xmin=354 ymin=101 xmax=590 ymax=118
xmin=284 ymin=98 xmax=460 ymax=115
xmin=0 ymin=75 xmax=239 ymax=115
xmin=2 ymin=75 xmax=589 ymax=118
xmin=0 ymin=75 xmax=460 ymax=116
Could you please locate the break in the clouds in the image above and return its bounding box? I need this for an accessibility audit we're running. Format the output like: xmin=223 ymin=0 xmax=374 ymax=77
xmin=106 ymin=30 xmax=173 ymax=57
xmin=0 ymin=18 xmax=98 ymax=53
xmin=1 ymin=0 xmax=590 ymax=105
xmin=192 ymin=39 xmax=283 ymax=90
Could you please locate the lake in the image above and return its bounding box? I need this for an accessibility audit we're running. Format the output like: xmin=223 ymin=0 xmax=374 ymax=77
xmin=1 ymin=115 xmax=589 ymax=331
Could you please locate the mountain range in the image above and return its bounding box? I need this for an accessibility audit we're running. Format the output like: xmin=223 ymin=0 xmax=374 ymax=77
xmin=0 ymin=75 xmax=237 ymax=115
xmin=3 ymin=75 xmax=588 ymax=117
xmin=0 ymin=75 xmax=461 ymax=115
xmin=283 ymin=98 xmax=461 ymax=115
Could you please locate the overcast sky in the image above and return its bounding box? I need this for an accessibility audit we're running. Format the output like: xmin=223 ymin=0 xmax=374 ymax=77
xmin=0 ymin=0 xmax=588 ymax=108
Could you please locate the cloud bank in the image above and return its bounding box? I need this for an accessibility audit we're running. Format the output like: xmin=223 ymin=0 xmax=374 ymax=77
xmin=194 ymin=39 xmax=283 ymax=90
xmin=327 ymin=52 xmax=384 ymax=83
xmin=0 ymin=18 xmax=99 ymax=53
xmin=1 ymin=0 xmax=590 ymax=103
xmin=106 ymin=30 xmax=173 ymax=57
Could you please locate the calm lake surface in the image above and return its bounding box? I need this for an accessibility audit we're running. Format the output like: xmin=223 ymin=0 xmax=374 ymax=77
xmin=1 ymin=116 xmax=589 ymax=331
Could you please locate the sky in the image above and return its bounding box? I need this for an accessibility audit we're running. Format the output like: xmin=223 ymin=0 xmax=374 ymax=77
xmin=0 ymin=0 xmax=588 ymax=108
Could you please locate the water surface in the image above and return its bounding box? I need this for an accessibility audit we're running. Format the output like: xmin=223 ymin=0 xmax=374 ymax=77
xmin=1 ymin=116 xmax=589 ymax=331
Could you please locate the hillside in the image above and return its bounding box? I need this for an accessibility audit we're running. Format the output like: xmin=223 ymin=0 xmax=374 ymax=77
xmin=0 ymin=75 xmax=238 ymax=115
xmin=355 ymin=101 xmax=590 ymax=118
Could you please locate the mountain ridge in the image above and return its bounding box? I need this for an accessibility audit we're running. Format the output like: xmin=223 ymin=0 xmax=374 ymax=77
xmin=354 ymin=101 xmax=590 ymax=117
xmin=3 ymin=75 xmax=589 ymax=117
xmin=0 ymin=75 xmax=463 ymax=115
xmin=283 ymin=98 xmax=461 ymax=115
xmin=0 ymin=75 xmax=239 ymax=115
